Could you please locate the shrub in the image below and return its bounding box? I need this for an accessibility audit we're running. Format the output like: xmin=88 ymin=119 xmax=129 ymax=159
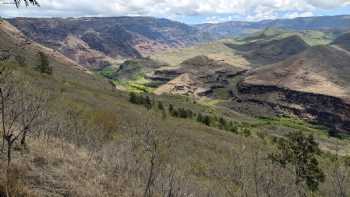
xmin=168 ymin=104 xmax=174 ymax=114
xmin=36 ymin=52 xmax=52 ymax=75
xmin=157 ymin=101 xmax=164 ymax=111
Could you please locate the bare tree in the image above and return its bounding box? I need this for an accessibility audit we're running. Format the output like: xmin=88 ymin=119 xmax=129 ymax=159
xmin=326 ymin=145 xmax=349 ymax=197
xmin=0 ymin=68 xmax=47 ymax=165
xmin=13 ymin=0 xmax=39 ymax=7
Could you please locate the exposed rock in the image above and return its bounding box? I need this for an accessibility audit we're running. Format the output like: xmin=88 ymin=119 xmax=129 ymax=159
xmin=153 ymin=56 xmax=244 ymax=97
xmin=233 ymin=45 xmax=350 ymax=133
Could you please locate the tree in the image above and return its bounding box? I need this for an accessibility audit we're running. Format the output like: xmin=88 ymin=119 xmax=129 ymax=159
xmin=168 ymin=104 xmax=174 ymax=115
xmin=144 ymin=96 xmax=152 ymax=110
xmin=270 ymin=131 xmax=325 ymax=193
xmin=219 ymin=117 xmax=227 ymax=129
xmin=0 ymin=68 xmax=47 ymax=165
xmin=129 ymin=92 xmax=138 ymax=104
xmin=36 ymin=52 xmax=52 ymax=75
xmin=202 ymin=115 xmax=211 ymax=126
xmin=157 ymin=101 xmax=164 ymax=111
xmin=13 ymin=0 xmax=39 ymax=7
xmin=196 ymin=113 xmax=203 ymax=123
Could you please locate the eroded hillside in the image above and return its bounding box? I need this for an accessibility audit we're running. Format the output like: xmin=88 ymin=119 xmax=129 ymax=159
xmin=7 ymin=17 xmax=209 ymax=70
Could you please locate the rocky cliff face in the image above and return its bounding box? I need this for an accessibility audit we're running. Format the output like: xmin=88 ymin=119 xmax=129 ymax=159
xmin=234 ymin=82 xmax=350 ymax=133
xmin=7 ymin=17 xmax=207 ymax=70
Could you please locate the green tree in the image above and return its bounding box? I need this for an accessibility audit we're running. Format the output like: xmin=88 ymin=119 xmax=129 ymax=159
xmin=218 ymin=117 xmax=227 ymax=129
xmin=202 ymin=115 xmax=211 ymax=126
xmin=157 ymin=101 xmax=164 ymax=111
xmin=186 ymin=109 xmax=193 ymax=119
xmin=196 ymin=113 xmax=203 ymax=123
xmin=144 ymin=95 xmax=152 ymax=110
xmin=178 ymin=108 xmax=188 ymax=118
xmin=270 ymin=131 xmax=325 ymax=192
xmin=36 ymin=52 xmax=52 ymax=75
xmin=242 ymin=128 xmax=251 ymax=137
xmin=168 ymin=104 xmax=174 ymax=114
xmin=129 ymin=92 xmax=138 ymax=104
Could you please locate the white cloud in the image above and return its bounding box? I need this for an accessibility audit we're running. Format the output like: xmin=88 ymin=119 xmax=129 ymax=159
xmin=0 ymin=0 xmax=349 ymax=22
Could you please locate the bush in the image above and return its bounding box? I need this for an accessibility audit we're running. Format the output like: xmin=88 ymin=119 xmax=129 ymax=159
xmin=168 ymin=104 xmax=174 ymax=114
xmin=36 ymin=52 xmax=52 ymax=75
xmin=202 ymin=115 xmax=211 ymax=126
xmin=128 ymin=93 xmax=153 ymax=110
xmin=157 ymin=101 xmax=164 ymax=111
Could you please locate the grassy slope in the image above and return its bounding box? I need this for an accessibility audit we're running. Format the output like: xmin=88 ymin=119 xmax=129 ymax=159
xmin=150 ymin=39 xmax=250 ymax=68
xmin=238 ymin=28 xmax=336 ymax=46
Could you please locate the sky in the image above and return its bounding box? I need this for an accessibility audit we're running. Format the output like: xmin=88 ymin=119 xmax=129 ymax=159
xmin=1 ymin=0 xmax=350 ymax=24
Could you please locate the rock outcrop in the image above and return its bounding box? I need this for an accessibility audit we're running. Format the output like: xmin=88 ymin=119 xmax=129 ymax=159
xmin=153 ymin=56 xmax=244 ymax=97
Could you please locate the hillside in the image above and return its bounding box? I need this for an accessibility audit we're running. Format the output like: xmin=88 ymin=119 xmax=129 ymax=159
xmin=150 ymin=39 xmax=250 ymax=68
xmin=7 ymin=17 xmax=209 ymax=70
xmin=333 ymin=32 xmax=350 ymax=51
xmin=226 ymin=35 xmax=309 ymax=65
xmin=239 ymin=28 xmax=336 ymax=46
xmin=234 ymin=45 xmax=350 ymax=132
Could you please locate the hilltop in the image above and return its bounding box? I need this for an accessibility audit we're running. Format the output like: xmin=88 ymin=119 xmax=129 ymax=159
xmin=226 ymin=35 xmax=309 ymax=65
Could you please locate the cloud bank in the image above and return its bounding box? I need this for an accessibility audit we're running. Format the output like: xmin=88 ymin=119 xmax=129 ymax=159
xmin=1 ymin=0 xmax=350 ymax=23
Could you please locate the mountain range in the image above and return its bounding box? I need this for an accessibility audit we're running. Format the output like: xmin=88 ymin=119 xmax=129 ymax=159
xmin=7 ymin=15 xmax=350 ymax=70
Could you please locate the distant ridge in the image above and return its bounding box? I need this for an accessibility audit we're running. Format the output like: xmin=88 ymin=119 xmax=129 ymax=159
xmin=197 ymin=15 xmax=350 ymax=38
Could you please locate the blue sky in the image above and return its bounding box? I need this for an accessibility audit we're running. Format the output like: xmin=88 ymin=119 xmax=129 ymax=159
xmin=1 ymin=0 xmax=350 ymax=24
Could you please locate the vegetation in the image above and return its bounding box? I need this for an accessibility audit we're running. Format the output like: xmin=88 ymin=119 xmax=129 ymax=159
xmin=270 ymin=131 xmax=325 ymax=193
xmin=35 ymin=52 xmax=52 ymax=75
